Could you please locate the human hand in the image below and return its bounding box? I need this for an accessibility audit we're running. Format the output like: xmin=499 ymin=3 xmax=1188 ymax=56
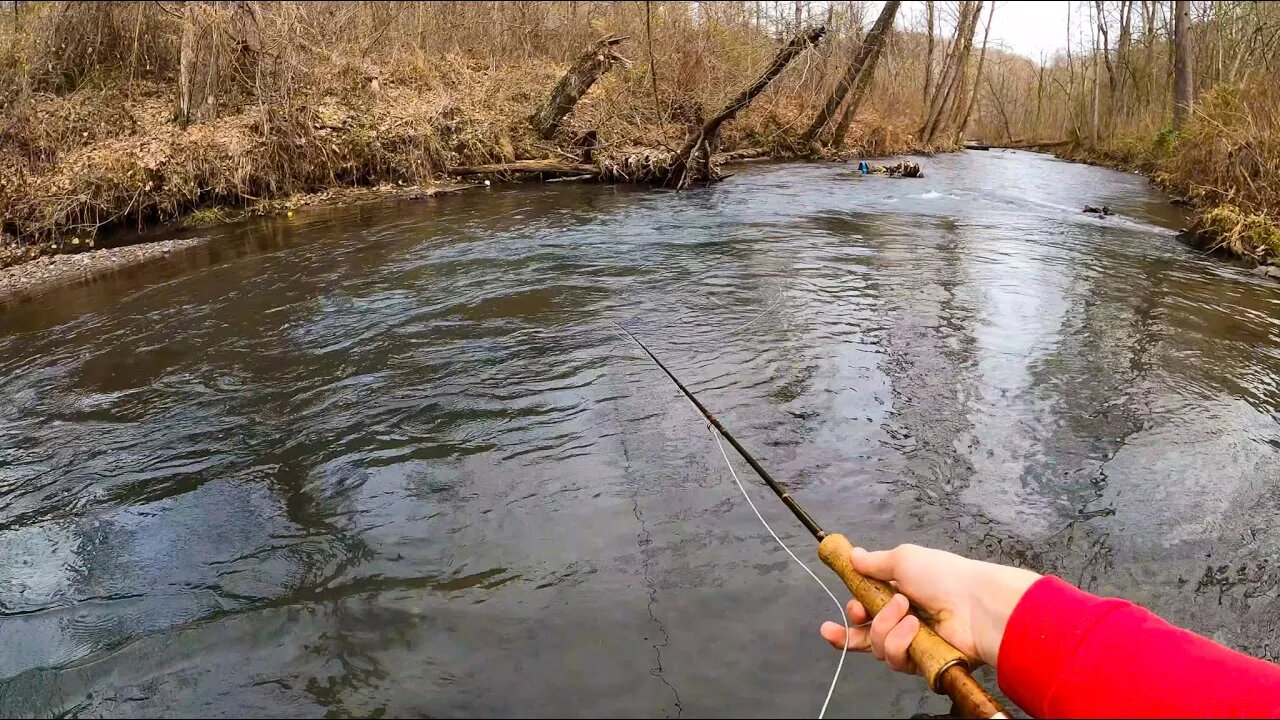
xmin=819 ymin=544 xmax=1040 ymax=675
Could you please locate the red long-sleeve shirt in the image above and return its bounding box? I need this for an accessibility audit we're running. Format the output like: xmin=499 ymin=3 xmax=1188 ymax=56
xmin=997 ymin=576 xmax=1280 ymax=718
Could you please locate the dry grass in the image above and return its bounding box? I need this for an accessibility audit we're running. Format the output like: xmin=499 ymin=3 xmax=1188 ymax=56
xmin=958 ymin=0 xmax=1280 ymax=263
xmin=1192 ymin=204 xmax=1280 ymax=261
xmin=0 ymin=2 xmax=953 ymax=262
xmin=1060 ymin=79 xmax=1280 ymax=263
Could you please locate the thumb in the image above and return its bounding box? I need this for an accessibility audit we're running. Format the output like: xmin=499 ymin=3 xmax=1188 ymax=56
xmin=851 ymin=546 xmax=900 ymax=582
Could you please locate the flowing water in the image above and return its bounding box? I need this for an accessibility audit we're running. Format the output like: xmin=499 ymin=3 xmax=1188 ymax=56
xmin=2 ymin=151 xmax=1279 ymax=718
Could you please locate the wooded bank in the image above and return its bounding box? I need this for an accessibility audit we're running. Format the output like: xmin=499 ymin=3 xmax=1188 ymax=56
xmin=0 ymin=1 xmax=983 ymax=265
xmin=2 ymin=1 xmax=1278 ymax=267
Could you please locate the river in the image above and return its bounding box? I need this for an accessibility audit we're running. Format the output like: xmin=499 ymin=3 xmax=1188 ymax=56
xmin=2 ymin=151 xmax=1279 ymax=717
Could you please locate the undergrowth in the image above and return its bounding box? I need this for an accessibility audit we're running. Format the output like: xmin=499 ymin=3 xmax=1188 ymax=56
xmin=0 ymin=2 xmax=936 ymax=264
xmin=1059 ymin=81 xmax=1280 ymax=264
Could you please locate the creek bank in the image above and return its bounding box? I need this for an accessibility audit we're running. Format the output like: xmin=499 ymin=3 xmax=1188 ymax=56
xmin=0 ymin=181 xmax=473 ymax=306
xmin=1050 ymin=138 xmax=1280 ymax=275
xmin=0 ymin=237 xmax=207 ymax=307
xmin=0 ymin=143 xmax=955 ymax=306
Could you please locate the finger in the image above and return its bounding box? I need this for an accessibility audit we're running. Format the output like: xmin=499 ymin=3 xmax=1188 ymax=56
xmin=884 ymin=613 xmax=921 ymax=674
xmin=851 ymin=545 xmax=904 ymax=582
xmin=821 ymin=620 xmax=871 ymax=652
xmin=845 ymin=599 xmax=869 ymax=626
xmin=869 ymin=593 xmax=910 ymax=660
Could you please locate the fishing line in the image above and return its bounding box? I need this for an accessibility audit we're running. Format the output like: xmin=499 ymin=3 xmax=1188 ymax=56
xmin=613 ymin=323 xmax=863 ymax=719
xmin=708 ymin=424 xmax=852 ymax=720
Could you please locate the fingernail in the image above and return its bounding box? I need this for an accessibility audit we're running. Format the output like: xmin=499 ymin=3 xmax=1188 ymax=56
xmin=851 ymin=546 xmax=866 ymax=559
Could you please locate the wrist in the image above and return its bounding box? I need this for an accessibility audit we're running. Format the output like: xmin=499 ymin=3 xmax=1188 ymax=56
xmin=972 ymin=564 xmax=1041 ymax=668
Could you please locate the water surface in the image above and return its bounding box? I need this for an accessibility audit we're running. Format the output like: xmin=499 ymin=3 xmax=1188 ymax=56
xmin=2 ymin=151 xmax=1279 ymax=717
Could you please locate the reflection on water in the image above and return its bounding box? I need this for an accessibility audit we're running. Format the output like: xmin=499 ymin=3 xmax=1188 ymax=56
xmin=2 ymin=151 xmax=1279 ymax=717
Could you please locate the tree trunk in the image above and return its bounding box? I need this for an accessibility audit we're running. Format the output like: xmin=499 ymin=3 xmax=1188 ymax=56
xmin=1064 ymin=0 xmax=1075 ymax=137
xmin=922 ymin=0 xmax=935 ymax=111
xmin=1172 ymin=0 xmax=1192 ymax=129
xmin=1091 ymin=9 xmax=1100 ymax=146
xmin=803 ymin=1 xmax=899 ymax=145
xmin=943 ymin=2 xmax=985 ymax=134
xmin=922 ymin=1 xmax=979 ymax=145
xmin=177 ymin=1 xmax=196 ymax=129
xmin=985 ymin=75 xmax=1015 ymax=142
xmin=1034 ymin=58 xmax=1046 ymax=130
xmin=453 ymin=160 xmax=596 ymax=177
xmin=920 ymin=3 xmax=973 ymax=142
xmin=532 ymin=35 xmax=630 ymax=139
xmin=1096 ymin=1 xmax=1117 ymax=137
xmin=1141 ymin=0 xmax=1155 ymax=108
xmin=828 ymin=1 xmax=903 ymax=148
xmin=957 ymin=0 xmax=995 ymax=140
xmin=1116 ymin=0 xmax=1133 ymax=119
xmin=671 ymin=24 xmax=826 ymax=187
xmin=645 ymin=2 xmax=660 ymax=115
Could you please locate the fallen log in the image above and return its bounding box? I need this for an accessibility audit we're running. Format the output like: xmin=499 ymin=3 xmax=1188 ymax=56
xmin=452 ymin=160 xmax=596 ymax=177
xmin=531 ymin=35 xmax=631 ymax=139
xmin=668 ymin=25 xmax=826 ymax=188
xmin=546 ymin=174 xmax=598 ymax=183
xmin=993 ymin=139 xmax=1072 ymax=150
xmin=713 ymin=147 xmax=770 ymax=162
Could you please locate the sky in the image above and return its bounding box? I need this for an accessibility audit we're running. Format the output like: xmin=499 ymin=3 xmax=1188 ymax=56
xmin=984 ymin=1 xmax=1074 ymax=60
xmin=875 ymin=1 xmax=1076 ymax=61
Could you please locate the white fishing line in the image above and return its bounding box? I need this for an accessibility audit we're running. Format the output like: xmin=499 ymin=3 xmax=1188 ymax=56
xmin=613 ymin=323 xmax=859 ymax=718
xmin=707 ymin=424 xmax=851 ymax=720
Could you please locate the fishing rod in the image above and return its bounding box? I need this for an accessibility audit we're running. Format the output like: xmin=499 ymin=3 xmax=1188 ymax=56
xmin=617 ymin=324 xmax=1008 ymax=720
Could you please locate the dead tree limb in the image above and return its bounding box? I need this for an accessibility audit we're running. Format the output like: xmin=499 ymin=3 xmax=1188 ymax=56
xmin=669 ymin=24 xmax=826 ymax=188
xmin=804 ymin=1 xmax=900 ymax=146
xmin=921 ymin=1 xmax=980 ymax=145
xmin=453 ymin=160 xmax=596 ymax=177
xmin=714 ymin=147 xmax=770 ymax=162
xmin=991 ymin=139 xmax=1071 ymax=149
xmin=829 ymin=1 xmax=903 ymax=149
xmin=957 ymin=0 xmax=996 ymax=139
xmin=532 ymin=35 xmax=631 ymax=139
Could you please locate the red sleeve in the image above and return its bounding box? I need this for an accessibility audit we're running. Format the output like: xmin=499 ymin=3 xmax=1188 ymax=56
xmin=997 ymin=576 xmax=1280 ymax=718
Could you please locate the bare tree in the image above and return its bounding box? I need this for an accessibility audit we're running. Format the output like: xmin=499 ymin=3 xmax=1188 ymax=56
xmin=532 ymin=35 xmax=630 ymax=139
xmin=922 ymin=0 xmax=935 ymax=111
xmin=1096 ymin=0 xmax=1116 ymax=137
xmin=1091 ymin=2 xmax=1100 ymax=145
xmin=957 ymin=1 xmax=995 ymax=140
xmin=803 ymin=0 xmax=901 ymax=146
xmin=1116 ymin=0 xmax=1134 ymax=119
xmin=1173 ymin=0 xmax=1192 ymax=129
xmin=921 ymin=1 xmax=980 ymax=145
xmin=177 ymin=1 xmax=196 ymax=129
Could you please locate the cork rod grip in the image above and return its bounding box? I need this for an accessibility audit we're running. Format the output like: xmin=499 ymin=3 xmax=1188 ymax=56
xmin=817 ymin=533 xmax=1008 ymax=718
